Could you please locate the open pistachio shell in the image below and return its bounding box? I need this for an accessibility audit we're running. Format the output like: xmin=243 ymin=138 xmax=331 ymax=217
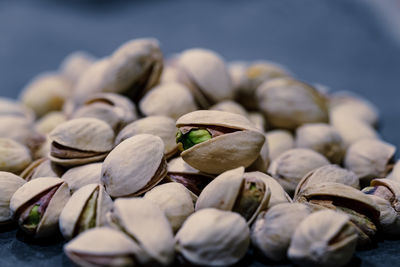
xmin=62 ymin=163 xmax=102 ymax=193
xmin=116 ymin=116 xmax=178 ymax=159
xmin=0 ymin=138 xmax=32 ymax=174
xmin=176 ymin=110 xmax=265 ymax=174
xmin=107 ymin=198 xmax=175 ymax=266
xmin=101 ymin=134 xmax=167 ymax=198
xmin=10 ymin=177 xmax=71 ymax=238
xmin=175 ymin=208 xmax=250 ymax=266
xmin=0 ymin=172 xmax=26 ymax=224
xmin=20 ymin=158 xmax=64 ymax=181
xmin=59 ymin=184 xmax=113 ymax=240
xmin=64 ymin=227 xmax=141 ymax=267
xmin=288 ymin=210 xmax=358 ymax=267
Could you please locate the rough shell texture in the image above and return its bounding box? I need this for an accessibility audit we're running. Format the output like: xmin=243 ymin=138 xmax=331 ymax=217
xmin=62 ymin=163 xmax=102 ymax=193
xmin=0 ymin=138 xmax=32 ymax=174
xmin=265 ymin=130 xmax=294 ymax=161
xmin=0 ymin=172 xmax=26 ymax=223
xmin=175 ymin=208 xmax=250 ymax=266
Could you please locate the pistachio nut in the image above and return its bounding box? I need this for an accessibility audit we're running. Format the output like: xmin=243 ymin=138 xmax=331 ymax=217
xmin=288 ymin=209 xmax=358 ymax=267
xmin=256 ymin=77 xmax=328 ymax=130
xmin=144 ymin=182 xmax=194 ymax=233
xmin=246 ymin=134 xmax=270 ymax=172
xmin=0 ymin=172 xmax=26 ymax=225
xmin=294 ymin=165 xmax=359 ymax=198
xmin=35 ymin=111 xmax=67 ymax=135
xmin=210 ymin=100 xmax=248 ymax=117
xmin=0 ymin=138 xmax=32 ymax=174
xmin=59 ymin=184 xmax=113 ymax=240
xmin=10 ymin=177 xmax=71 ymax=238
xmin=139 ymin=82 xmax=198 ymax=120
xmin=251 ymin=203 xmax=311 ymax=261
xmin=62 ymin=163 xmax=102 ymax=193
xmin=49 ymin=118 xmax=115 ymax=167
xmin=175 ymin=208 xmax=250 ymax=266
xmin=195 ymin=167 xmax=271 ymax=224
xmin=228 ymin=61 xmax=246 ymax=91
xmin=248 ymin=112 xmax=267 ymax=132
xmin=265 ymin=129 xmax=294 ymax=161
xmin=160 ymin=56 xmax=180 ymax=84
xmin=268 ymin=148 xmax=330 ymax=195
xmin=115 ymin=116 xmax=178 ymax=159
xmin=344 ymin=138 xmax=396 ymax=185
xmin=107 ymin=198 xmax=175 ymax=266
xmin=101 ymin=134 xmax=167 ymax=197
xmin=0 ymin=97 xmax=34 ymax=121
xmin=64 ymin=227 xmax=141 ymax=267
xmin=295 ymin=182 xmax=380 ymax=247
xmin=59 ymin=51 xmax=95 ymax=84
xmin=295 ymin=123 xmax=345 ymax=164
xmin=20 ymin=158 xmax=65 ymax=181
xmin=177 ymin=48 xmax=234 ymax=108
xmin=176 ymin=110 xmax=265 ymax=174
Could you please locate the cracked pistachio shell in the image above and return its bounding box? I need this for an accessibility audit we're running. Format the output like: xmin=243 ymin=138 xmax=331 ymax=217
xmin=210 ymin=100 xmax=248 ymax=117
xmin=295 ymin=165 xmax=359 ymax=198
xmin=251 ymin=203 xmax=311 ymax=261
xmin=0 ymin=97 xmax=34 ymax=121
xmin=248 ymin=112 xmax=266 ymax=132
xmin=295 ymin=123 xmax=345 ymax=164
xmin=175 ymin=208 xmax=250 ymax=266
xmin=144 ymin=183 xmax=194 ymax=233
xmin=10 ymin=177 xmax=71 ymax=238
xmin=288 ymin=210 xmax=358 ymax=267
xmin=101 ymin=134 xmax=167 ymax=197
xmin=0 ymin=172 xmax=26 ymax=224
xmin=116 ymin=116 xmax=178 ymax=159
xmin=72 ymin=93 xmax=137 ymax=132
xmin=49 ymin=118 xmax=115 ymax=166
xmin=195 ymin=167 xmax=271 ymax=224
xmin=256 ymin=77 xmax=328 ymax=130
xmin=62 ymin=163 xmax=102 ymax=193
xmin=64 ymin=227 xmax=141 ymax=267
xmin=265 ymin=130 xmax=294 ymax=161
xmin=139 ymin=82 xmax=198 ymax=120
xmin=0 ymin=138 xmax=32 ymax=174
xmin=59 ymin=51 xmax=95 ymax=84
xmin=344 ymin=138 xmax=396 ymax=184
xmin=59 ymin=184 xmax=113 ymax=240
xmin=176 ymin=110 xmax=265 ymax=174
xmin=177 ymin=48 xmax=234 ymax=108
xmin=35 ymin=111 xmax=67 ymax=135
xmin=108 ymin=198 xmax=175 ymax=266
xmin=20 ymin=158 xmax=64 ymax=181
xmin=268 ymin=148 xmax=330 ymax=195
xmin=20 ymin=73 xmax=72 ymax=118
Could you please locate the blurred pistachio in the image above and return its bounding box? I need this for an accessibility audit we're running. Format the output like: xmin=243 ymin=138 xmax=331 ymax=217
xmin=0 ymin=138 xmax=32 ymax=174
xmin=210 ymin=100 xmax=248 ymax=117
xmin=248 ymin=112 xmax=267 ymax=132
xmin=59 ymin=51 xmax=95 ymax=85
xmin=35 ymin=111 xmax=67 ymax=135
xmin=265 ymin=130 xmax=294 ymax=161
xmin=0 ymin=172 xmax=26 ymax=225
xmin=0 ymin=97 xmax=35 ymax=121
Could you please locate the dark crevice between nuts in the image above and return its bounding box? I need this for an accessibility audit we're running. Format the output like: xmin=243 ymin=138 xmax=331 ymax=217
xmin=51 ymin=141 xmax=106 ymax=159
xmin=166 ymin=173 xmax=214 ymax=196
xmin=72 ymin=188 xmax=99 ymax=237
xmin=232 ymin=177 xmax=265 ymax=221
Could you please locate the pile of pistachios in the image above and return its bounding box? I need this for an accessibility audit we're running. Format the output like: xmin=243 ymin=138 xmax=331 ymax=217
xmin=0 ymin=37 xmax=399 ymax=267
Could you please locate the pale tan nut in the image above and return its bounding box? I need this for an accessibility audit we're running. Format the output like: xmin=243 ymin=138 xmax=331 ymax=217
xmin=61 ymin=163 xmax=102 ymax=193
xmin=210 ymin=100 xmax=248 ymax=117
xmin=35 ymin=111 xmax=67 ymax=135
xmin=175 ymin=208 xmax=250 ymax=267
xmin=59 ymin=51 xmax=96 ymax=85
xmin=0 ymin=138 xmax=32 ymax=174
xmin=247 ymin=112 xmax=266 ymax=132
xmin=246 ymin=133 xmax=270 ymax=173
xmin=0 ymin=172 xmax=26 ymax=225
xmin=288 ymin=210 xmax=358 ymax=267
xmin=0 ymin=97 xmax=35 ymax=121
xmin=388 ymin=160 xmax=400 ymax=182
xmin=20 ymin=158 xmax=65 ymax=182
xmin=265 ymin=129 xmax=294 ymax=161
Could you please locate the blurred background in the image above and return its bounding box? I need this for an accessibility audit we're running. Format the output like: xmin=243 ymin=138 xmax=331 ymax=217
xmin=0 ymin=0 xmax=399 ymax=138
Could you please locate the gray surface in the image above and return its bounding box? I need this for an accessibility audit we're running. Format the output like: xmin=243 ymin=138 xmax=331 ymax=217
xmin=1 ymin=0 xmax=400 ymax=266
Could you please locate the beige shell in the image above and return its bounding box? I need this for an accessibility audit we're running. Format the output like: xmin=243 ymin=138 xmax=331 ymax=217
xmin=20 ymin=158 xmax=64 ymax=181
xmin=144 ymin=183 xmax=194 ymax=233
xmin=251 ymin=203 xmax=311 ymax=261
xmin=265 ymin=130 xmax=294 ymax=161
xmin=246 ymin=133 xmax=270 ymax=172
xmin=35 ymin=111 xmax=67 ymax=135
xmin=115 ymin=116 xmax=178 ymax=159
xmin=64 ymin=227 xmax=141 ymax=267
xmin=268 ymin=148 xmax=330 ymax=195
xmin=59 ymin=184 xmax=113 ymax=240
xmin=248 ymin=112 xmax=267 ymax=132
xmin=177 ymin=110 xmax=265 ymax=174
xmin=344 ymin=138 xmax=396 ymax=184
xmin=288 ymin=210 xmax=358 ymax=267
xmin=210 ymin=100 xmax=248 ymax=117
xmin=295 ymin=165 xmax=359 ymax=198
xmin=9 ymin=177 xmax=71 ymax=238
xmin=59 ymin=51 xmax=95 ymax=84
xmin=62 ymin=163 xmax=102 ymax=193
xmin=295 ymin=123 xmax=345 ymax=164
xmin=175 ymin=208 xmax=250 ymax=266
xmin=195 ymin=167 xmax=271 ymax=224
xmin=101 ymin=134 xmax=167 ymax=198
xmin=0 ymin=172 xmax=26 ymax=224
xmin=20 ymin=73 xmax=72 ymax=118
xmin=256 ymin=77 xmax=328 ymax=130
xmin=0 ymin=138 xmax=32 ymax=174
xmin=139 ymin=82 xmax=198 ymax=120
xmin=0 ymin=97 xmax=34 ymax=121
xmin=177 ymin=48 xmax=234 ymax=108
xmin=108 ymin=198 xmax=175 ymax=266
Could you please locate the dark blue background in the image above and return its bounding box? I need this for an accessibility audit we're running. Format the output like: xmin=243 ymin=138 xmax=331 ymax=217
xmin=1 ymin=0 xmax=400 ymax=266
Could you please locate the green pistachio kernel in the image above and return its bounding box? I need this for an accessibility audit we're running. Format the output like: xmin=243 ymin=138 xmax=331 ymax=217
xmin=25 ymin=205 xmax=41 ymax=228
xmin=176 ymin=129 xmax=212 ymax=150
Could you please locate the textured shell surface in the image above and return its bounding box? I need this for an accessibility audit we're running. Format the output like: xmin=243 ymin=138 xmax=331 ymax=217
xmin=0 ymin=172 xmax=26 ymax=223
xmin=62 ymin=163 xmax=102 ymax=193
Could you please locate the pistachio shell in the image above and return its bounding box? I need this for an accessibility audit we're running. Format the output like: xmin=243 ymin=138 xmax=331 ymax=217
xmin=59 ymin=184 xmax=113 ymax=240
xmin=175 ymin=208 xmax=250 ymax=266
xmin=0 ymin=97 xmax=34 ymax=121
xmin=35 ymin=111 xmax=67 ymax=135
xmin=0 ymin=138 xmax=32 ymax=174
xmin=210 ymin=100 xmax=248 ymax=117
xmin=265 ymin=130 xmax=294 ymax=161
xmin=101 ymin=134 xmax=166 ymax=197
xmin=248 ymin=112 xmax=266 ymax=132
xmin=20 ymin=158 xmax=64 ymax=181
xmin=62 ymin=163 xmax=102 ymax=193
xmin=0 ymin=172 xmax=26 ymax=224
xmin=246 ymin=134 xmax=269 ymax=172
xmin=60 ymin=51 xmax=95 ymax=84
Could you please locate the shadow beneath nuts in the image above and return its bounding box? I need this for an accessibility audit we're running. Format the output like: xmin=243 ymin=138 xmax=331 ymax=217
xmin=344 ymin=256 xmax=362 ymax=267
xmin=15 ymin=228 xmax=64 ymax=246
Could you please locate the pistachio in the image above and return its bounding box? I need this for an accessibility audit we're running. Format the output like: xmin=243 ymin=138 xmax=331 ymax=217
xmin=210 ymin=100 xmax=248 ymax=117
xmin=248 ymin=112 xmax=267 ymax=132
xmin=0 ymin=138 xmax=32 ymax=174
xmin=265 ymin=130 xmax=294 ymax=161
xmin=175 ymin=208 xmax=250 ymax=266
xmin=20 ymin=158 xmax=65 ymax=181
xmin=176 ymin=110 xmax=265 ymax=174
xmin=61 ymin=163 xmax=102 ymax=193
xmin=35 ymin=111 xmax=67 ymax=135
xmin=59 ymin=51 xmax=95 ymax=84
xmin=101 ymin=134 xmax=167 ymax=197
xmin=246 ymin=134 xmax=270 ymax=172
xmin=0 ymin=97 xmax=34 ymax=121
xmin=288 ymin=210 xmax=358 ymax=267
xmin=0 ymin=172 xmax=26 ymax=225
